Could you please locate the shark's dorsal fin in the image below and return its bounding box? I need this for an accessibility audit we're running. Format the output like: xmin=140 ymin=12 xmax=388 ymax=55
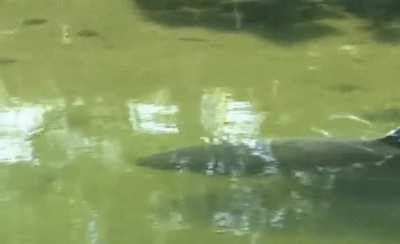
xmin=379 ymin=128 xmax=400 ymax=145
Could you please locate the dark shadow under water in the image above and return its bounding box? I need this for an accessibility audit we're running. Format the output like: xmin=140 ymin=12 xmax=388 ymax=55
xmin=132 ymin=0 xmax=342 ymax=44
xmin=132 ymin=0 xmax=400 ymax=44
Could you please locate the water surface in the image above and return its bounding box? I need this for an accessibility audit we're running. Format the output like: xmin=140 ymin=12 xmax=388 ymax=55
xmin=1 ymin=0 xmax=400 ymax=243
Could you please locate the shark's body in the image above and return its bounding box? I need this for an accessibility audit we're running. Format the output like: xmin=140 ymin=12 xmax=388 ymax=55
xmin=138 ymin=129 xmax=400 ymax=181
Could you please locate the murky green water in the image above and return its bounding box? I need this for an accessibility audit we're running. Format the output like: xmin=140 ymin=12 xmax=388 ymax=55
xmin=1 ymin=0 xmax=400 ymax=243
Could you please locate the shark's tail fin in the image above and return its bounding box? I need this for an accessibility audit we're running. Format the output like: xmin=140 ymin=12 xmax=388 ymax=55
xmin=379 ymin=128 xmax=400 ymax=145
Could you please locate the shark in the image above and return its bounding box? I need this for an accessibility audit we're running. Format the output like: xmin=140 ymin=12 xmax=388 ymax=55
xmin=137 ymin=128 xmax=400 ymax=182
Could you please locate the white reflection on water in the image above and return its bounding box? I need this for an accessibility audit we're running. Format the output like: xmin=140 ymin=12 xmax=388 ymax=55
xmin=338 ymin=44 xmax=358 ymax=56
xmin=0 ymin=28 xmax=17 ymax=39
xmin=201 ymin=88 xmax=265 ymax=143
xmin=0 ymin=105 xmax=45 ymax=164
xmin=61 ymin=24 xmax=71 ymax=45
xmin=310 ymin=126 xmax=332 ymax=137
xmin=329 ymin=113 xmax=372 ymax=126
xmin=269 ymin=208 xmax=286 ymax=229
xmin=88 ymin=210 xmax=100 ymax=244
xmin=127 ymin=101 xmax=179 ymax=135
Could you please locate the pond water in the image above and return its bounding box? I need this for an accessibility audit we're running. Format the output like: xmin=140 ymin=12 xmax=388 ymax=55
xmin=1 ymin=0 xmax=400 ymax=243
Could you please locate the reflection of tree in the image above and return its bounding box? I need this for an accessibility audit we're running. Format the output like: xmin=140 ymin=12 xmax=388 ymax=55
xmin=338 ymin=0 xmax=400 ymax=21
xmin=337 ymin=0 xmax=400 ymax=42
xmin=132 ymin=0 xmax=400 ymax=43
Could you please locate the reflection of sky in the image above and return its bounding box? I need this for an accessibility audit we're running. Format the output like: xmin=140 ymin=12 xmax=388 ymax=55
xmin=0 ymin=105 xmax=45 ymax=164
xmin=127 ymin=101 xmax=179 ymax=135
xmin=201 ymin=88 xmax=265 ymax=143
